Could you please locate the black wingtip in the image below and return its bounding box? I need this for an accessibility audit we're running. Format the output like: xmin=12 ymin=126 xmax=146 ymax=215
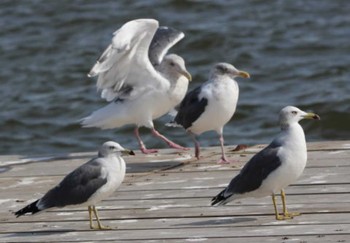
xmin=211 ymin=189 xmax=227 ymax=206
xmin=211 ymin=196 xmax=221 ymax=206
xmin=14 ymin=200 xmax=40 ymax=218
xmin=14 ymin=211 xmax=23 ymax=218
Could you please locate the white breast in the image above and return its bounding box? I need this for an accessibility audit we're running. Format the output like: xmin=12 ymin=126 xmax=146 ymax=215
xmin=169 ymin=76 xmax=189 ymax=106
xmin=86 ymin=156 xmax=126 ymax=205
xmin=189 ymin=79 xmax=239 ymax=135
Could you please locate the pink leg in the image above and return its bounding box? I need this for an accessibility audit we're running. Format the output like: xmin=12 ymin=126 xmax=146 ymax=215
xmin=134 ymin=127 xmax=158 ymax=154
xmin=191 ymin=133 xmax=201 ymax=160
xmin=151 ymin=128 xmax=189 ymax=150
xmin=217 ymin=134 xmax=238 ymax=164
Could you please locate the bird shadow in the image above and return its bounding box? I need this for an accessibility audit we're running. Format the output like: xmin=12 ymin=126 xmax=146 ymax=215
xmin=173 ymin=217 xmax=256 ymax=227
xmin=6 ymin=229 xmax=76 ymax=238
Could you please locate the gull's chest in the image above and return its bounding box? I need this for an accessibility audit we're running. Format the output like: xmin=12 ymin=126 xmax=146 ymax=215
xmin=85 ymin=159 xmax=126 ymax=205
xmin=189 ymin=80 xmax=239 ymax=134
xmin=259 ymin=133 xmax=308 ymax=195
xmin=97 ymin=159 xmax=126 ymax=195
xmin=203 ymin=81 xmax=239 ymax=116
xmin=213 ymin=82 xmax=237 ymax=103
xmin=169 ymin=77 xmax=189 ymax=105
xmin=278 ymin=143 xmax=307 ymax=178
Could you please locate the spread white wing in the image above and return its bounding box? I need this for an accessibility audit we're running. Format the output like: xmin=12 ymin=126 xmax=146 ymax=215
xmin=88 ymin=19 xmax=162 ymax=101
xmin=88 ymin=19 xmax=186 ymax=102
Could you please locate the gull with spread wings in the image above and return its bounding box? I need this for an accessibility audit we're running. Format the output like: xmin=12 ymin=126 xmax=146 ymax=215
xmin=82 ymin=19 xmax=192 ymax=154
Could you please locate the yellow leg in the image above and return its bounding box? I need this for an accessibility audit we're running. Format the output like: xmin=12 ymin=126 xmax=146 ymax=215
xmin=272 ymin=193 xmax=283 ymax=220
xmin=271 ymin=190 xmax=301 ymax=220
xmin=281 ymin=189 xmax=301 ymax=218
xmin=92 ymin=206 xmax=112 ymax=230
xmin=88 ymin=206 xmax=94 ymax=229
xmin=88 ymin=205 xmax=112 ymax=230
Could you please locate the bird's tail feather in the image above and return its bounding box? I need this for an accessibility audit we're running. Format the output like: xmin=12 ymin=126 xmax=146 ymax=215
xmin=165 ymin=121 xmax=183 ymax=128
xmin=14 ymin=200 xmax=41 ymax=217
xmin=80 ymin=103 xmax=127 ymax=129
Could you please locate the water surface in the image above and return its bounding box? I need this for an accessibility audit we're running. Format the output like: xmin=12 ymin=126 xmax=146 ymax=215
xmin=1 ymin=0 xmax=349 ymax=155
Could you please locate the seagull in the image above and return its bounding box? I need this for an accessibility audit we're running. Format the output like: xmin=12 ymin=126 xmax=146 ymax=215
xmin=81 ymin=19 xmax=192 ymax=154
xmin=211 ymin=106 xmax=320 ymax=220
xmin=169 ymin=63 xmax=250 ymax=163
xmin=14 ymin=141 xmax=134 ymax=230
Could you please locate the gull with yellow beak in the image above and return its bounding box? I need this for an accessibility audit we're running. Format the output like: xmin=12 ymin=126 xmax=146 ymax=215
xmin=168 ymin=63 xmax=250 ymax=163
xmin=15 ymin=141 xmax=134 ymax=230
xmin=212 ymin=106 xmax=320 ymax=220
xmin=82 ymin=19 xmax=192 ymax=153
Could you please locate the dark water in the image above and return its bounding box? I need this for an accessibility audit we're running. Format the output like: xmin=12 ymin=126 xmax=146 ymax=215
xmin=1 ymin=0 xmax=349 ymax=156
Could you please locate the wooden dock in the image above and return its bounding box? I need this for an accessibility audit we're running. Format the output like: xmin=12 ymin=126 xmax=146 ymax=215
xmin=1 ymin=140 xmax=350 ymax=242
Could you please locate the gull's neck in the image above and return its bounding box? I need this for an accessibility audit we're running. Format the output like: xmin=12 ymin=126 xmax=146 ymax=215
xmin=210 ymin=73 xmax=225 ymax=81
xmin=279 ymin=122 xmax=306 ymax=150
xmin=155 ymin=64 xmax=181 ymax=88
xmin=100 ymin=154 xmax=126 ymax=172
xmin=156 ymin=63 xmax=188 ymax=96
xmin=168 ymin=75 xmax=189 ymax=105
xmin=98 ymin=152 xmax=118 ymax=159
xmin=210 ymin=73 xmax=236 ymax=85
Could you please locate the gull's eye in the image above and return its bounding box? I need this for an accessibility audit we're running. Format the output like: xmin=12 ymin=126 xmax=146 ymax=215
xmin=217 ymin=65 xmax=227 ymax=72
xmin=170 ymin=62 xmax=175 ymax=66
xmin=291 ymin=111 xmax=297 ymax=115
xmin=109 ymin=146 xmax=115 ymax=150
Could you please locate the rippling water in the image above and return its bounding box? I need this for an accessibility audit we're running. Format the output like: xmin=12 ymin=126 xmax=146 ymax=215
xmin=1 ymin=0 xmax=349 ymax=155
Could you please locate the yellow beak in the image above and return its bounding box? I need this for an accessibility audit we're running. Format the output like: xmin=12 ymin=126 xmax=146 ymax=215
xmin=121 ymin=149 xmax=135 ymax=156
xmin=303 ymin=112 xmax=321 ymax=120
xmin=180 ymin=70 xmax=192 ymax=81
xmin=238 ymin=70 xmax=250 ymax=78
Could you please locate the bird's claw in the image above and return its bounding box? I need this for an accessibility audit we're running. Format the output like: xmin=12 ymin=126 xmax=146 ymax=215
xmin=217 ymin=157 xmax=239 ymax=164
xmin=275 ymin=211 xmax=301 ymax=220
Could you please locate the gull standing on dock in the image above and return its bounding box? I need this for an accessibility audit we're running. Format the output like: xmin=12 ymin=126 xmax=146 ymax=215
xmin=211 ymin=106 xmax=320 ymax=220
xmin=14 ymin=141 xmax=134 ymax=230
xmin=169 ymin=63 xmax=250 ymax=163
xmin=81 ymin=19 xmax=192 ymax=154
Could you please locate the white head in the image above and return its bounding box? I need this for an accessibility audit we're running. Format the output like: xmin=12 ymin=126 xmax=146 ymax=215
xmin=279 ymin=106 xmax=320 ymax=129
xmin=211 ymin=63 xmax=250 ymax=79
xmin=98 ymin=141 xmax=134 ymax=157
xmin=159 ymin=54 xmax=192 ymax=82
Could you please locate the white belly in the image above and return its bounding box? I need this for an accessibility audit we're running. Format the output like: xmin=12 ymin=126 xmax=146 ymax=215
xmin=83 ymin=89 xmax=172 ymax=129
xmin=85 ymin=159 xmax=126 ymax=206
xmin=250 ymin=145 xmax=307 ymax=198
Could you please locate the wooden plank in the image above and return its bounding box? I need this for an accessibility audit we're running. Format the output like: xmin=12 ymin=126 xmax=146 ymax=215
xmin=1 ymin=144 xmax=348 ymax=179
xmin=2 ymin=213 xmax=350 ymax=234
xmin=0 ymin=140 xmax=349 ymax=242
xmin=168 ymin=150 xmax=350 ymax=172
xmin=1 ymin=174 xmax=349 ymax=209
xmin=3 ymin=197 xmax=350 ymax=224
xmin=3 ymin=182 xmax=349 ymax=203
xmin=1 ymin=223 xmax=349 ymax=242
xmin=6 ymin=162 xmax=344 ymax=187
xmin=0 ymin=156 xmax=189 ymax=178
xmin=2 ymin=193 xmax=350 ymax=224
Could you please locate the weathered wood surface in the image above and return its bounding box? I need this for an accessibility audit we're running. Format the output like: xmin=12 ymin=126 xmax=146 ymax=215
xmin=0 ymin=141 xmax=350 ymax=242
